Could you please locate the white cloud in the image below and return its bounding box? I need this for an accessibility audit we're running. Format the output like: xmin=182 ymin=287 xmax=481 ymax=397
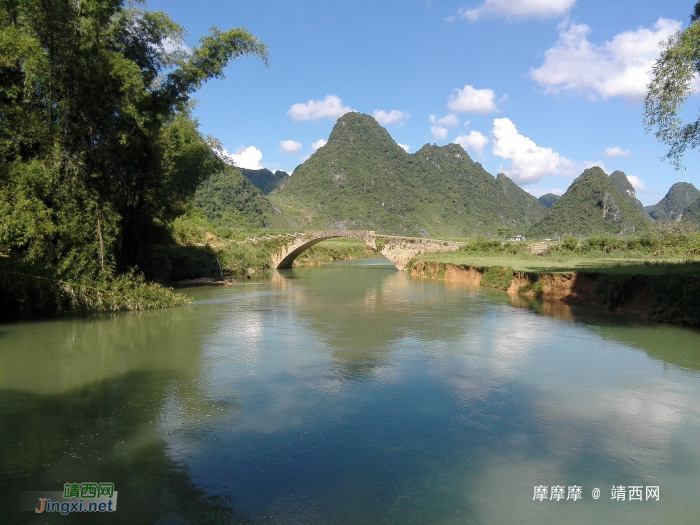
xmin=531 ymin=18 xmax=682 ymax=100
xmin=431 ymin=126 xmax=449 ymax=140
xmin=279 ymin=140 xmax=302 ymax=154
xmin=447 ymin=85 xmax=499 ymax=113
xmin=311 ymin=139 xmax=327 ymax=152
xmin=492 ymin=117 xmax=577 ymax=184
xmin=437 ymin=113 xmax=460 ymax=127
xmin=626 ymin=175 xmax=647 ymax=192
xmin=373 ymin=109 xmax=410 ymax=125
xmin=287 ymin=95 xmax=353 ymax=121
xmin=222 ymin=146 xmax=263 ymax=170
xmin=624 ymin=175 xmax=660 ymax=201
xmin=455 ymin=0 xmax=576 ymax=22
xmin=398 ymin=143 xmax=410 ymax=152
xmin=454 ymin=131 xmax=488 ymax=155
xmin=605 ymin=146 xmax=630 ymax=158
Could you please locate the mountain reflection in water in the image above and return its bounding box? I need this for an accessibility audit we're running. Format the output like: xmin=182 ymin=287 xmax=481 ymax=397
xmin=1 ymin=258 xmax=699 ymax=524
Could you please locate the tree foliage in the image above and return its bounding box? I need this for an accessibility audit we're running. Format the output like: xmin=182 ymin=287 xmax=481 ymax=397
xmin=644 ymin=2 xmax=700 ymax=169
xmin=193 ymin=166 xmax=275 ymax=229
xmin=0 ymin=0 xmax=267 ymax=285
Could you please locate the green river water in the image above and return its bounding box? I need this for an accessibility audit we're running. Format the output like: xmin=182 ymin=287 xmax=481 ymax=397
xmin=1 ymin=258 xmax=700 ymax=524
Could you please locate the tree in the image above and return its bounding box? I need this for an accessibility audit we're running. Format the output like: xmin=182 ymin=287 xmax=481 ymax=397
xmin=0 ymin=0 xmax=267 ymax=277
xmin=643 ymin=2 xmax=700 ymax=170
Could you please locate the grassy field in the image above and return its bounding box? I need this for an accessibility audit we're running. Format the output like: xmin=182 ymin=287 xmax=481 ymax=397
xmin=412 ymin=252 xmax=700 ymax=276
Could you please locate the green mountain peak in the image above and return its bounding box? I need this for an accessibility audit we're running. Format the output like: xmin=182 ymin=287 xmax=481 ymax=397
xmin=528 ymin=166 xmax=650 ymax=237
xmin=268 ymin=113 xmax=548 ymax=236
xmin=538 ymin=193 xmax=560 ymax=208
xmin=651 ymin=182 xmax=700 ymax=221
xmin=609 ymin=170 xmax=646 ymax=214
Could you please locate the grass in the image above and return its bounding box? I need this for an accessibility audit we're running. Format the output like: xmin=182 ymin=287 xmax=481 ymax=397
xmin=413 ymin=252 xmax=700 ymax=276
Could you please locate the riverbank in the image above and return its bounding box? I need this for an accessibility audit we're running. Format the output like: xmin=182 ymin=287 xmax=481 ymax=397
xmin=409 ymin=260 xmax=700 ymax=326
xmin=166 ymin=238 xmax=378 ymax=283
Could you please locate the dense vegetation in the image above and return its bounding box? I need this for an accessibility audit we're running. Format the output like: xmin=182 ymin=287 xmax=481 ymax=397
xmin=268 ymin=112 xmax=547 ymax=237
xmin=193 ymin=166 xmax=276 ymax=229
xmin=527 ymin=167 xmax=652 ymax=237
xmin=0 ymin=0 xmax=267 ymax=318
xmin=684 ymin=199 xmax=700 ymax=224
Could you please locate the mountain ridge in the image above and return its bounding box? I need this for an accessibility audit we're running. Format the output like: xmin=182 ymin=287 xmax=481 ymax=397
xmin=527 ymin=167 xmax=651 ymax=237
xmin=268 ymin=112 xmax=546 ymax=236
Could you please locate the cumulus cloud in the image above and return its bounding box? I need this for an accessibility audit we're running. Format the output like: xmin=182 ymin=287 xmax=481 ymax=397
xmin=222 ymin=146 xmax=263 ymax=170
xmin=605 ymin=146 xmax=630 ymax=158
xmin=454 ymin=0 xmax=576 ymax=22
xmin=447 ymin=85 xmax=499 ymax=113
xmin=311 ymin=139 xmax=327 ymax=152
xmin=492 ymin=117 xmax=577 ymax=184
xmin=531 ymin=18 xmax=682 ymax=100
xmin=398 ymin=143 xmax=410 ymax=152
xmin=454 ymin=131 xmax=488 ymax=155
xmin=626 ymin=175 xmax=647 ymax=192
xmin=373 ymin=109 xmax=409 ymax=125
xmin=287 ymin=95 xmax=353 ymax=121
xmin=624 ymin=175 xmax=660 ymax=201
xmin=431 ymin=126 xmax=449 ymax=140
xmin=279 ymin=140 xmax=302 ymax=154
xmin=437 ymin=113 xmax=460 ymax=126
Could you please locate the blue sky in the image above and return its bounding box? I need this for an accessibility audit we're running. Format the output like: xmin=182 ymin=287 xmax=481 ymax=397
xmin=145 ymin=0 xmax=699 ymax=205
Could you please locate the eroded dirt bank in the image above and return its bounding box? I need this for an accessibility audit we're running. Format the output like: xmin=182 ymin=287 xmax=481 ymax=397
xmin=409 ymin=261 xmax=699 ymax=326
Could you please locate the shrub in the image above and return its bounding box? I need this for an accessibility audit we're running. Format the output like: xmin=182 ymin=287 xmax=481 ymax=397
xmin=560 ymin=237 xmax=579 ymax=252
xmin=480 ymin=266 xmax=514 ymax=289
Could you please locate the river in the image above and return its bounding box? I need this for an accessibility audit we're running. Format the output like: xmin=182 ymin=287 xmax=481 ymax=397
xmin=1 ymin=258 xmax=699 ymax=524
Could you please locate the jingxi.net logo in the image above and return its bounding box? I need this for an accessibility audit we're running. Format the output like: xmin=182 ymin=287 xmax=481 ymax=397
xmin=21 ymin=482 xmax=118 ymax=515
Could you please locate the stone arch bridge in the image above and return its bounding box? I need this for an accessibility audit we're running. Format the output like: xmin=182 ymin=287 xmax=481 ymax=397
xmin=250 ymin=231 xmax=467 ymax=271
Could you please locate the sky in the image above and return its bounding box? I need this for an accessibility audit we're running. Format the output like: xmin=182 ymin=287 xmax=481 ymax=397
xmin=145 ymin=0 xmax=700 ymax=205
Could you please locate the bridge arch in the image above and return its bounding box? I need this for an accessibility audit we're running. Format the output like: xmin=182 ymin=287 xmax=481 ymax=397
xmin=274 ymin=235 xmax=380 ymax=269
xmin=257 ymin=231 xmax=467 ymax=271
xmin=272 ymin=231 xmax=381 ymax=269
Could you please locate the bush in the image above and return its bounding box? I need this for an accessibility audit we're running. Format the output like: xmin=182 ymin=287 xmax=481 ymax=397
xmin=480 ymin=266 xmax=514 ymax=289
xmin=217 ymin=243 xmax=272 ymax=275
xmin=560 ymin=237 xmax=579 ymax=252
xmin=0 ymin=260 xmax=190 ymax=321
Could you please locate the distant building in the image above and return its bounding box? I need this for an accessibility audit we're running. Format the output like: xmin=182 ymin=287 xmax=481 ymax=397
xmin=509 ymin=235 xmax=525 ymax=241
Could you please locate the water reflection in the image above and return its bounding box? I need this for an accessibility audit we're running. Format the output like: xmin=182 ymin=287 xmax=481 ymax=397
xmin=1 ymin=259 xmax=699 ymax=524
xmin=0 ymin=372 xmax=251 ymax=525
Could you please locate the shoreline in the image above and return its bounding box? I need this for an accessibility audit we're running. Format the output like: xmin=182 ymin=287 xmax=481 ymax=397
xmin=409 ymin=261 xmax=699 ymax=326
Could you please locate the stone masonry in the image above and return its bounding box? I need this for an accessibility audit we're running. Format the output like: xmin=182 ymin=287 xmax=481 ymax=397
xmin=267 ymin=230 xmax=466 ymax=271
